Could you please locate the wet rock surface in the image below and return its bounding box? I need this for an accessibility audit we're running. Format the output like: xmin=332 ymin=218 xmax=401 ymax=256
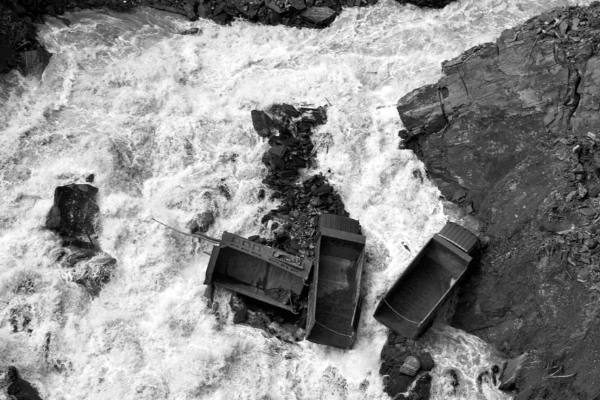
xmin=0 ymin=366 xmax=43 ymax=400
xmin=46 ymin=183 xmax=116 ymax=297
xmin=394 ymin=0 xmax=455 ymax=8
xmin=380 ymin=333 xmax=435 ymax=398
xmin=395 ymin=4 xmax=600 ymax=399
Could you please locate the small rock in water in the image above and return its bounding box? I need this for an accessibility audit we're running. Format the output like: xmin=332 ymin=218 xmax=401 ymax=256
xmin=588 ymin=185 xmax=600 ymax=198
xmin=229 ymin=294 xmax=248 ymax=324
xmin=179 ymin=27 xmax=202 ymax=35
xmin=218 ymin=181 xmax=231 ymax=200
xmin=251 ymin=110 xmax=275 ymax=138
xmin=188 ymin=211 xmax=215 ymax=234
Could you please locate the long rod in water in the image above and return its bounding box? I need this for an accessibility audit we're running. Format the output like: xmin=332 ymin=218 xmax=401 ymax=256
xmin=151 ymin=218 xmax=220 ymax=244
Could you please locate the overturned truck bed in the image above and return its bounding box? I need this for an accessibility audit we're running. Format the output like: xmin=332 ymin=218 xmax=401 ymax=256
xmin=204 ymin=232 xmax=313 ymax=313
xmin=373 ymin=222 xmax=479 ymax=339
xmin=305 ymin=214 xmax=366 ymax=349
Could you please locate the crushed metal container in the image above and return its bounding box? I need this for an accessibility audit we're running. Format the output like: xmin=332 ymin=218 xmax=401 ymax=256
xmin=204 ymin=232 xmax=312 ymax=312
xmin=373 ymin=222 xmax=479 ymax=339
xmin=305 ymin=214 xmax=367 ymax=349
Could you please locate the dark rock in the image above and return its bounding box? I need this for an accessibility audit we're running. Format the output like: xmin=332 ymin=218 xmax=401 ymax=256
xmin=218 ymin=181 xmax=231 ymax=200
xmin=251 ymin=110 xmax=275 ymax=138
xmin=72 ymin=254 xmax=117 ymax=297
xmin=588 ymin=185 xmax=600 ymax=198
xmin=188 ymin=211 xmax=215 ymax=234
xmin=179 ymin=27 xmax=202 ymax=35
xmin=3 ymin=366 xmax=42 ymax=400
xmin=499 ymin=353 xmax=529 ymax=391
xmin=397 ymin=84 xmax=446 ymax=137
xmin=300 ymin=7 xmax=336 ymax=24
xmin=18 ymin=48 xmax=52 ymax=76
xmin=7 ymin=366 xmax=19 ymax=381
xmin=418 ymin=351 xmax=435 ymax=371
xmin=85 ymin=174 xmax=94 ymax=183
xmin=229 ymin=294 xmax=248 ymax=323
xmin=45 ymin=184 xmax=99 ymax=237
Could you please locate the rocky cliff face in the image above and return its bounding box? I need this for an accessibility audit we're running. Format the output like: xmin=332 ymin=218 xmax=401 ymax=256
xmin=397 ymin=4 xmax=600 ymax=399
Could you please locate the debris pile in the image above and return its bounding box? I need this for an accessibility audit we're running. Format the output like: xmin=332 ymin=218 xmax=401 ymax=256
xmin=252 ymin=104 xmax=348 ymax=260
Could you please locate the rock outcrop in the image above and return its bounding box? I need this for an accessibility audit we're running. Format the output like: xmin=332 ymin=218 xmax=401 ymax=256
xmin=46 ymin=183 xmax=117 ymax=297
xmin=395 ymin=4 xmax=600 ymax=399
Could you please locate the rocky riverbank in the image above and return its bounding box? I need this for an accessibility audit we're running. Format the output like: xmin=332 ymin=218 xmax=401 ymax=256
xmin=1 ymin=0 xmax=367 ymax=76
xmin=395 ymin=3 xmax=600 ymax=399
xmin=0 ymin=0 xmax=464 ymax=76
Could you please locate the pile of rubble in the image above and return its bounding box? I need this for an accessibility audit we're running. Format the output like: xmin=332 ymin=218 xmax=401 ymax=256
xmin=250 ymin=104 xmax=348 ymax=261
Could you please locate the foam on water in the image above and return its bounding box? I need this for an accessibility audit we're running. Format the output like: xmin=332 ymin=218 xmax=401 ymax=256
xmin=0 ymin=0 xmax=592 ymax=398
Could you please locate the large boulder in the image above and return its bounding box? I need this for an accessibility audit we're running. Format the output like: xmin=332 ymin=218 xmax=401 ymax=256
xmin=46 ymin=184 xmax=99 ymax=239
xmin=46 ymin=183 xmax=117 ymax=296
xmin=0 ymin=366 xmax=43 ymax=400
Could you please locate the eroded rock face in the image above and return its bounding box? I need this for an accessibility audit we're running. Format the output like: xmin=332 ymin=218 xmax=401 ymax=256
xmin=395 ymin=4 xmax=600 ymax=399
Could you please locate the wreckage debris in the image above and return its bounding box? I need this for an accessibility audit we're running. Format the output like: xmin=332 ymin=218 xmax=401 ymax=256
xmin=374 ymin=222 xmax=479 ymax=339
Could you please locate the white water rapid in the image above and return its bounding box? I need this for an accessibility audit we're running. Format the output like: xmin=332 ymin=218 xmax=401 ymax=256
xmin=0 ymin=0 xmax=592 ymax=399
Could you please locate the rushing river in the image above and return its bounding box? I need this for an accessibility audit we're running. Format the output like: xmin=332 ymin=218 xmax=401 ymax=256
xmin=0 ymin=0 xmax=592 ymax=399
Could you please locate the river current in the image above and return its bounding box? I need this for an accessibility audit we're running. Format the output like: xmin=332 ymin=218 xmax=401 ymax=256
xmin=0 ymin=0 xmax=591 ymax=399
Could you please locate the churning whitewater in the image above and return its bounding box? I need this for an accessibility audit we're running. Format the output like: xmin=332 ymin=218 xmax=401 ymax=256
xmin=0 ymin=0 xmax=592 ymax=399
